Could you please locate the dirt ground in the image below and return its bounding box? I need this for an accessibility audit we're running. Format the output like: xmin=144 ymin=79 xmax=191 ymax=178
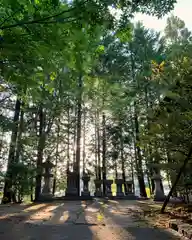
xmin=0 ymin=200 xmax=183 ymax=240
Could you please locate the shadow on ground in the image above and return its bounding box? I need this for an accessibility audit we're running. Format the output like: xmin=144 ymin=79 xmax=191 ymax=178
xmin=0 ymin=200 xmax=183 ymax=240
xmin=0 ymin=201 xmax=96 ymax=240
xmin=98 ymin=199 xmax=182 ymax=240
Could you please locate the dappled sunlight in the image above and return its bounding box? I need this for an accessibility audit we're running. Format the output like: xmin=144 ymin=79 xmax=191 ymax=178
xmin=23 ymin=203 xmax=47 ymax=212
xmin=0 ymin=213 xmax=17 ymax=220
xmin=27 ymin=204 xmax=60 ymax=223
xmin=59 ymin=210 xmax=69 ymax=223
xmin=99 ymin=201 xmax=181 ymax=240
xmin=88 ymin=215 xmax=135 ymax=240
xmin=0 ymin=204 xmax=47 ymax=220
xmin=107 ymin=200 xmax=119 ymax=204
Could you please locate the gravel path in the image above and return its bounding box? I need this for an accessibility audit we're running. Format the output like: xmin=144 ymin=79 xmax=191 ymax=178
xmin=0 ymin=200 xmax=182 ymax=240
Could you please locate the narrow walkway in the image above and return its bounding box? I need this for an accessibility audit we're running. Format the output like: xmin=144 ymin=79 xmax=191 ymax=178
xmin=0 ymin=200 xmax=182 ymax=240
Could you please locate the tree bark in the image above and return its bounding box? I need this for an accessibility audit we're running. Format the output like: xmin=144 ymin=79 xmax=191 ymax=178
xmin=35 ymin=106 xmax=46 ymax=201
xmin=97 ymin=110 xmax=101 ymax=180
xmin=15 ymin=106 xmax=24 ymax=163
xmin=94 ymin=111 xmax=98 ymax=178
xmin=120 ymin=125 xmax=127 ymax=194
xmin=52 ymin=120 xmax=60 ymax=196
xmin=161 ymin=146 xmax=192 ymax=213
xmin=130 ymin=42 xmax=147 ymax=198
xmin=134 ymin=103 xmax=147 ymax=197
xmin=74 ymin=75 xmax=82 ymax=196
xmin=72 ymin=106 xmax=77 ymax=170
xmin=130 ymin=151 xmax=135 ymax=194
xmin=82 ymin=106 xmax=86 ymax=173
xmin=102 ymin=112 xmax=106 ymax=195
xmin=67 ymin=104 xmax=70 ymax=173
xmin=3 ymin=98 xmax=21 ymax=203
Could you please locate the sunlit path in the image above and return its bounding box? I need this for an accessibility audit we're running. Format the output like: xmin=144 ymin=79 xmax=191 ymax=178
xmin=0 ymin=200 xmax=182 ymax=240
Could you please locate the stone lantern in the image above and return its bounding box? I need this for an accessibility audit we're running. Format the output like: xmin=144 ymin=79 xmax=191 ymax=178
xmin=126 ymin=180 xmax=134 ymax=195
xmin=94 ymin=179 xmax=102 ymax=197
xmin=104 ymin=179 xmax=113 ymax=197
xmin=40 ymin=159 xmax=55 ymax=200
xmin=115 ymin=179 xmax=124 ymax=196
xmin=81 ymin=173 xmax=90 ymax=196
xmin=152 ymin=173 xmax=165 ymax=201
xmin=65 ymin=171 xmax=78 ymax=196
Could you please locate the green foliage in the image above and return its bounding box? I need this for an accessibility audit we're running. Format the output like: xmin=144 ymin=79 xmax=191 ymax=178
xmin=0 ymin=0 xmax=180 ymax=200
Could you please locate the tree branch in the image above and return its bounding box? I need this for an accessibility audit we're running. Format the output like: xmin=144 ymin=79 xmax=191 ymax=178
xmin=0 ymin=0 xmax=87 ymax=30
xmin=160 ymin=145 xmax=192 ymax=213
xmin=0 ymin=8 xmax=22 ymax=27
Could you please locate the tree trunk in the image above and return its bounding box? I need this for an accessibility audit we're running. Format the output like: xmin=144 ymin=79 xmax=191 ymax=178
xmin=72 ymin=106 xmax=77 ymax=170
xmin=52 ymin=120 xmax=60 ymax=196
xmin=94 ymin=111 xmax=98 ymax=178
xmin=3 ymin=98 xmax=21 ymax=203
xmin=75 ymin=75 xmax=82 ymax=196
xmin=114 ymin=157 xmax=118 ymax=179
xmin=130 ymin=151 xmax=135 ymax=194
xmin=67 ymin=104 xmax=70 ymax=173
xmin=97 ymin=110 xmax=101 ymax=180
xmin=161 ymin=146 xmax=192 ymax=213
xmin=102 ymin=112 xmax=106 ymax=195
xmin=130 ymin=43 xmax=147 ymax=198
xmin=166 ymin=149 xmax=177 ymax=196
xmin=82 ymin=107 xmax=86 ymax=173
xmin=134 ymin=103 xmax=147 ymax=198
xmin=120 ymin=125 xmax=127 ymax=194
xmin=35 ymin=106 xmax=46 ymax=201
xmin=15 ymin=105 xmax=24 ymax=202
xmin=0 ymin=130 xmax=5 ymax=157
xmin=144 ymin=83 xmax=155 ymax=194
xmin=15 ymin=106 xmax=24 ymax=163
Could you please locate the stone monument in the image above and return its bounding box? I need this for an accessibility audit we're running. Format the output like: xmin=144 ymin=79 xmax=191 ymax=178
xmin=40 ymin=159 xmax=55 ymax=200
xmin=65 ymin=171 xmax=78 ymax=196
xmin=94 ymin=179 xmax=102 ymax=197
xmin=115 ymin=179 xmax=124 ymax=196
xmin=152 ymin=173 xmax=165 ymax=201
xmin=104 ymin=179 xmax=113 ymax=197
xmin=126 ymin=180 xmax=134 ymax=195
xmin=81 ymin=173 xmax=90 ymax=196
